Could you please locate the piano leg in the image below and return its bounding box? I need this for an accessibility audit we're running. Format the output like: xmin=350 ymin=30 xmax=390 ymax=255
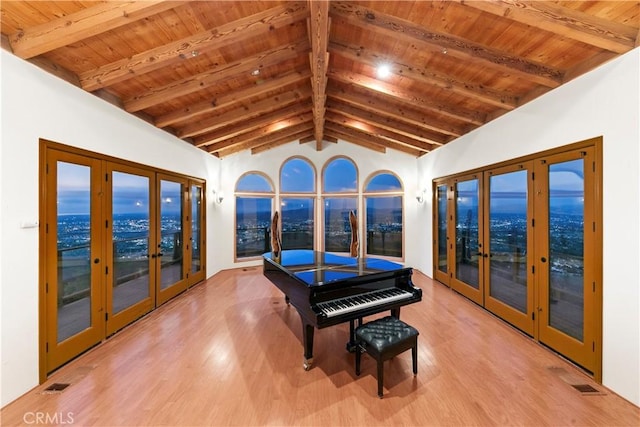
xmin=346 ymin=317 xmax=363 ymax=353
xmin=302 ymin=322 xmax=314 ymax=370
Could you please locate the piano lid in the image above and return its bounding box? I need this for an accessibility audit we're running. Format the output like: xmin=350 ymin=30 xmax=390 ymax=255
xmin=263 ymin=249 xmax=407 ymax=286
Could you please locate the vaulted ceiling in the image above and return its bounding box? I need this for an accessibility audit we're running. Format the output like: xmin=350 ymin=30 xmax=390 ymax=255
xmin=1 ymin=1 xmax=638 ymax=158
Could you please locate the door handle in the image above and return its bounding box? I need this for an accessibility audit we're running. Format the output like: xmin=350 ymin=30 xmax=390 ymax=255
xmin=541 ymin=257 xmax=547 ymax=263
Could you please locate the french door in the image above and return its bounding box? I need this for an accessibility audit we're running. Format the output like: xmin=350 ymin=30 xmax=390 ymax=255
xmin=433 ymin=139 xmax=601 ymax=378
xmin=534 ymin=148 xmax=598 ymax=373
xmin=43 ymin=149 xmax=105 ymax=372
xmin=484 ymin=162 xmax=535 ymax=335
xmin=41 ymin=142 xmax=206 ymax=375
xmin=105 ymin=164 xmax=156 ymax=336
xmin=449 ymin=174 xmax=483 ymax=304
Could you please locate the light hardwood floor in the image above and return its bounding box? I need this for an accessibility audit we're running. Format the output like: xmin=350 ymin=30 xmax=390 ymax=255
xmin=2 ymin=267 xmax=639 ymax=426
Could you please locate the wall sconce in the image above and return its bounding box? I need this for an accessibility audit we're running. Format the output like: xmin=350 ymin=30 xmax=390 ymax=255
xmin=213 ymin=190 xmax=224 ymax=204
xmin=415 ymin=189 xmax=426 ymax=204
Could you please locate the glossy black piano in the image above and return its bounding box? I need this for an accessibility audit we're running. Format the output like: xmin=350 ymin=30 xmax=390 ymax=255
xmin=263 ymin=249 xmax=422 ymax=370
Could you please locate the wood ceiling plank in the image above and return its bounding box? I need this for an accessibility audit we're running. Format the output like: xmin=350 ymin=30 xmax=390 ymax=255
xmin=326 ymin=110 xmax=435 ymax=152
xmin=215 ymin=121 xmax=314 ymax=156
xmin=327 ymin=84 xmax=468 ymax=137
xmin=329 ymin=40 xmax=518 ymax=110
xmin=330 ymin=1 xmax=564 ymax=88
xmin=324 ymin=128 xmax=387 ymax=154
xmin=8 ymin=1 xmax=181 ymax=59
xmin=155 ymin=69 xmax=311 ymax=127
xmin=326 ymin=100 xmax=446 ymax=146
xmin=326 ymin=122 xmax=425 ymax=156
xmin=308 ymin=0 xmax=330 ymax=150
xmin=460 ymin=0 xmax=638 ymax=54
xmin=79 ymin=2 xmax=309 ymax=91
xmin=124 ymin=40 xmax=309 ymax=112
xmin=177 ymin=86 xmax=311 ymax=139
xmin=249 ymin=129 xmax=316 ymax=156
xmin=193 ymin=101 xmax=313 ymax=147
xmin=329 ymin=69 xmax=485 ymax=125
xmin=205 ymin=112 xmax=313 ymax=152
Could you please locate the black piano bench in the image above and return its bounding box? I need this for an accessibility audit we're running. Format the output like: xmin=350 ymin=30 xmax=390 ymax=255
xmin=355 ymin=316 xmax=419 ymax=398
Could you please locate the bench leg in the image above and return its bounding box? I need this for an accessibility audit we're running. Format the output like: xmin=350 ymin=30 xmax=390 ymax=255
xmin=412 ymin=343 xmax=418 ymax=375
xmin=377 ymin=359 xmax=384 ymax=398
xmin=355 ymin=346 xmax=362 ymax=376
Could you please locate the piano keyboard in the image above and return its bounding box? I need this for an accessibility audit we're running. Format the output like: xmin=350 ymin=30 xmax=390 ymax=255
xmin=316 ymin=288 xmax=413 ymax=318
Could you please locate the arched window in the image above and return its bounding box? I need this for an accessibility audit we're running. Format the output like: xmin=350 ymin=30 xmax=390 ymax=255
xmin=235 ymin=172 xmax=274 ymax=259
xmin=322 ymin=157 xmax=358 ymax=254
xmin=364 ymin=172 xmax=404 ymax=258
xmin=280 ymin=157 xmax=315 ymax=250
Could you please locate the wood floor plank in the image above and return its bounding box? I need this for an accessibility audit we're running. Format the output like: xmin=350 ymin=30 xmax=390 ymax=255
xmin=2 ymin=267 xmax=639 ymax=426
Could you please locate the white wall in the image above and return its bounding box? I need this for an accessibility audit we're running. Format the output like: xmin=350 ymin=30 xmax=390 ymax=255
xmin=2 ymin=43 xmax=639 ymax=408
xmin=416 ymin=48 xmax=640 ymax=406
xmin=216 ymin=139 xmax=421 ymax=270
xmin=0 ymin=51 xmax=221 ymax=406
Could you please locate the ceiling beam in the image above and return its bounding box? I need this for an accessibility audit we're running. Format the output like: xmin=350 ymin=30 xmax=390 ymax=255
xmin=250 ymin=129 xmax=316 ymax=156
xmin=330 ymin=1 xmax=564 ymax=88
xmin=155 ymin=69 xmax=311 ymax=128
xmin=79 ymin=2 xmax=309 ymax=91
xmin=215 ymin=121 xmax=314 ymax=157
xmin=329 ymin=41 xmax=518 ymax=110
xmin=193 ymin=102 xmax=313 ymax=147
xmin=124 ymin=40 xmax=308 ymax=112
xmin=324 ymin=128 xmax=387 ymax=154
xmin=329 ymin=69 xmax=485 ymax=125
xmin=326 ymin=100 xmax=446 ymax=146
xmin=308 ymin=0 xmax=330 ymax=150
xmin=459 ymin=0 xmax=638 ymax=54
xmin=178 ymin=87 xmax=311 ymax=139
xmin=205 ymin=112 xmax=313 ymax=153
xmin=8 ymin=1 xmax=181 ymax=59
xmin=326 ymin=123 xmax=425 ymax=157
xmin=326 ymin=111 xmax=434 ymax=153
xmin=327 ymin=83 xmax=468 ymax=138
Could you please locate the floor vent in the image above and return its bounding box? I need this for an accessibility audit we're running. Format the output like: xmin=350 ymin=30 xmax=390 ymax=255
xmin=572 ymin=384 xmax=600 ymax=394
xmin=43 ymin=383 xmax=70 ymax=393
xmin=548 ymin=366 xmax=605 ymax=395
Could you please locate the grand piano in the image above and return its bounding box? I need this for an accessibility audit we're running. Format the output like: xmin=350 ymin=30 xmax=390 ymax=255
xmin=263 ymin=249 xmax=422 ymax=369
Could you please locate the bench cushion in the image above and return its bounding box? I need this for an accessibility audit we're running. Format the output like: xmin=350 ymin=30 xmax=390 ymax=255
xmin=355 ymin=316 xmax=419 ymax=353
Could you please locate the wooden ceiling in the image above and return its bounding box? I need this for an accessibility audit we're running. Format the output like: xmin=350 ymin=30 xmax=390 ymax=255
xmin=2 ymin=1 xmax=639 ymax=158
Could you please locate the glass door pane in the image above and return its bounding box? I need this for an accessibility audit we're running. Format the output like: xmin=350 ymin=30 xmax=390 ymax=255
xmin=455 ymin=179 xmax=480 ymax=288
xmin=548 ymin=159 xmax=585 ymax=341
xmin=106 ymin=166 xmax=156 ymax=335
xmin=450 ymin=176 xmax=483 ymax=303
xmin=436 ymin=184 xmax=448 ymax=278
xmin=56 ymin=161 xmax=93 ymax=342
xmin=190 ymin=184 xmax=202 ymax=275
xmin=484 ymin=164 xmax=534 ymax=335
xmin=488 ymin=170 xmax=528 ymax=313
xmin=157 ymin=176 xmax=187 ymax=304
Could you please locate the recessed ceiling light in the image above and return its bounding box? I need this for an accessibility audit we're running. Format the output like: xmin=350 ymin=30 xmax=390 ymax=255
xmin=377 ymin=63 xmax=391 ymax=79
xmin=251 ymin=69 xmax=260 ymax=76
